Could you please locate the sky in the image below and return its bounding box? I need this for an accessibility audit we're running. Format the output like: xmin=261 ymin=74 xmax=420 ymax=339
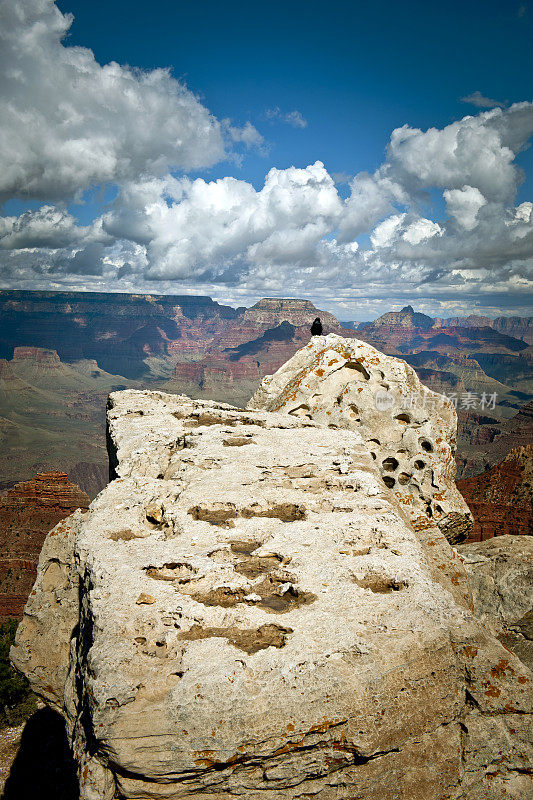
xmin=0 ymin=0 xmax=532 ymax=320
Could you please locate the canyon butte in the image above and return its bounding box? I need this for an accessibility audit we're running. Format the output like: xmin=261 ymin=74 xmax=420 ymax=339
xmin=11 ymin=335 xmax=532 ymax=800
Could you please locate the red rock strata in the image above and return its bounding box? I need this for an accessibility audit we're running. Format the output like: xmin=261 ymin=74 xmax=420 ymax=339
xmin=0 ymin=472 xmax=89 ymax=619
xmin=457 ymin=445 xmax=533 ymax=542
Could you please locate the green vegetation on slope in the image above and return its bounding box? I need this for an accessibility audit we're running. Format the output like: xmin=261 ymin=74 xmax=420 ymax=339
xmin=0 ymin=619 xmax=37 ymax=727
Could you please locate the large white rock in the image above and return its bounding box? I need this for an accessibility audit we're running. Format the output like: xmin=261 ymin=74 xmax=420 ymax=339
xmin=11 ymin=391 xmax=531 ymax=800
xmin=249 ymin=333 xmax=473 ymax=544
xmin=457 ymin=535 xmax=533 ymax=670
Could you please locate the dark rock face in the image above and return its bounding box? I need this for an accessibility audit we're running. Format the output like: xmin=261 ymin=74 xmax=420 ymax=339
xmin=0 ymin=472 xmax=89 ymax=619
xmin=457 ymin=401 xmax=533 ymax=478
xmin=457 ymin=446 xmax=533 ymax=542
xmin=0 ymin=290 xmax=241 ymax=378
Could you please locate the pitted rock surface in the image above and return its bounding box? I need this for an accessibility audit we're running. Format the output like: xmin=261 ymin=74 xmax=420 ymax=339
xmin=249 ymin=333 xmax=473 ymax=544
xmin=11 ymin=390 xmax=532 ymax=800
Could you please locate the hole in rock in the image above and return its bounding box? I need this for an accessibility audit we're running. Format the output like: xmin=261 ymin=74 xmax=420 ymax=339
xmin=288 ymin=404 xmax=312 ymax=418
xmin=382 ymin=476 xmax=396 ymax=489
xmin=397 ymin=472 xmax=411 ymax=485
xmin=369 ymin=438 xmax=381 ymax=445
xmin=178 ymin=623 xmax=293 ymax=654
xmin=420 ymin=440 xmax=433 ymax=452
xmin=190 ymin=502 xmax=306 ymax=525
xmin=192 ymin=587 xmax=246 ymax=607
xmin=435 ymin=504 xmax=443 ymax=513
xmin=354 ymin=575 xmax=408 ymax=593
xmin=395 ymin=413 xmax=411 ymax=424
xmin=382 ymin=457 xmax=399 ymax=472
xmin=229 ymin=540 xmax=262 ymax=555
xmin=370 ymin=452 xmax=377 ymax=460
xmin=426 ymin=503 xmax=433 ymax=518
xmin=348 ymin=404 xmax=360 ymax=419
xmin=345 ymin=361 xmax=371 ymax=380
xmin=189 ymin=503 xmax=237 ymax=526
xmin=252 ymin=576 xmax=316 ymax=612
xmin=184 ymin=411 xmax=267 ymax=428
xmin=234 ymin=554 xmax=284 ymax=579
xmin=414 ymin=460 xmax=425 ymax=470
xmin=240 ymin=503 xmax=306 ymax=522
xmin=184 ymin=412 xmax=237 ymax=428
xmin=193 ymin=575 xmax=315 ymax=613
xmin=144 ymin=563 xmax=198 ymax=583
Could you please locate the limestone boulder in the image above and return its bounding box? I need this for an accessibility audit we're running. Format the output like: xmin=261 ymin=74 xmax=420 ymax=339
xmin=10 ymin=509 xmax=84 ymax=710
xmin=11 ymin=390 xmax=532 ymax=800
xmin=457 ymin=535 xmax=533 ymax=669
xmin=249 ymin=333 xmax=473 ymax=544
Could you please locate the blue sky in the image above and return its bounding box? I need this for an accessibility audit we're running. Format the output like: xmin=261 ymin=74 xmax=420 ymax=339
xmin=57 ymin=0 xmax=533 ymax=193
xmin=1 ymin=0 xmax=532 ymax=319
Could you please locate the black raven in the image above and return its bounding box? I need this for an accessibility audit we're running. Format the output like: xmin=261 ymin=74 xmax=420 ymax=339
xmin=311 ymin=317 xmax=323 ymax=336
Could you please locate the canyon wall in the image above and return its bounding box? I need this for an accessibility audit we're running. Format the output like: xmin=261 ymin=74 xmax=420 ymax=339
xmin=457 ymin=446 xmax=533 ymax=541
xmin=0 ymin=472 xmax=89 ymax=620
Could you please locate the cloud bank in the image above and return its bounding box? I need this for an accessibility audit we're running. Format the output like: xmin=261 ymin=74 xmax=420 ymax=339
xmin=0 ymin=1 xmax=532 ymax=317
xmin=0 ymin=0 xmax=224 ymax=201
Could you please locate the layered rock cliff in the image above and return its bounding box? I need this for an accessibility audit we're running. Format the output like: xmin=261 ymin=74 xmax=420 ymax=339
xmin=0 ymin=472 xmax=89 ymax=620
xmin=11 ymin=342 xmax=532 ymax=799
xmin=457 ymin=446 xmax=533 ymax=541
xmin=243 ymin=298 xmax=340 ymax=330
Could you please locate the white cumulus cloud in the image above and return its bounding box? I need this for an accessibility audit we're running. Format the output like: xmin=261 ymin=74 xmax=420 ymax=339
xmin=0 ymin=0 xmax=224 ymax=201
xmin=101 ymin=161 xmax=342 ymax=279
xmin=444 ymin=186 xmax=487 ymax=230
xmin=1 ymin=93 xmax=532 ymax=315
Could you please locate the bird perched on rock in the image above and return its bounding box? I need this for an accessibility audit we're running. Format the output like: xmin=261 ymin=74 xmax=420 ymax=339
xmin=311 ymin=317 xmax=323 ymax=336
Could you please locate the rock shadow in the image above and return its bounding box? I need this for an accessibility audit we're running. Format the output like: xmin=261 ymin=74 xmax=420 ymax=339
xmin=1 ymin=708 xmax=78 ymax=800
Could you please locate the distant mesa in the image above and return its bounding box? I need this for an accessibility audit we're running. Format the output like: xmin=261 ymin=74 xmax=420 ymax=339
xmin=456 ymin=400 xmax=533 ymax=478
xmin=243 ymin=297 xmax=342 ymax=330
xmin=361 ymin=305 xmax=435 ymax=331
xmin=0 ymin=471 xmax=89 ymax=620
xmin=13 ymin=346 xmax=62 ymax=365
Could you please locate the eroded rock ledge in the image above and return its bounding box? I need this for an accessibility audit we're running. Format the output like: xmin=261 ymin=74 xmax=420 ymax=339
xmin=11 ymin=363 xmax=532 ymax=798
